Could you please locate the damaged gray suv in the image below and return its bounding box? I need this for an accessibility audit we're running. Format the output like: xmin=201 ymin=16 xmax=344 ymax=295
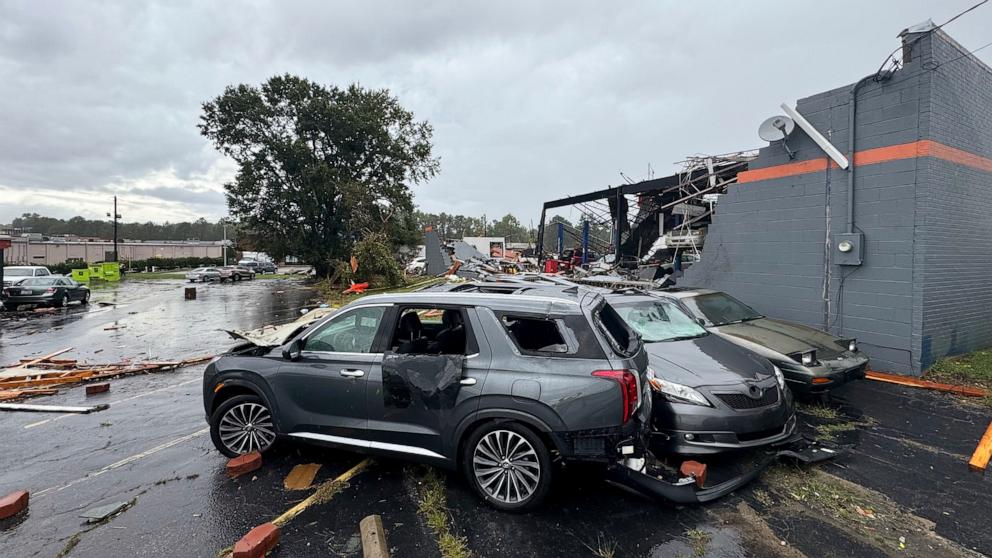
xmin=203 ymin=291 xmax=652 ymax=511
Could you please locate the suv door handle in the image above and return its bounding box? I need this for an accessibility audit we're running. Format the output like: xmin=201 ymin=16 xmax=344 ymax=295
xmin=459 ymin=377 xmax=477 ymax=386
xmin=340 ymin=369 xmax=365 ymax=378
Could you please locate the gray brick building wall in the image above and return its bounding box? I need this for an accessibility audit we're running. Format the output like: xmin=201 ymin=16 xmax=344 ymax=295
xmin=683 ymin=27 xmax=992 ymax=375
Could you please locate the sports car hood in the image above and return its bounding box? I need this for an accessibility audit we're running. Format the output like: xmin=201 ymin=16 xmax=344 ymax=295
xmin=713 ymin=318 xmax=846 ymax=359
xmin=645 ymin=333 xmax=774 ymax=387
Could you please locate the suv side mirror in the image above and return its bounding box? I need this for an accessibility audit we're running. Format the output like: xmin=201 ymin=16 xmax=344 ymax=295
xmin=283 ymin=339 xmax=303 ymax=361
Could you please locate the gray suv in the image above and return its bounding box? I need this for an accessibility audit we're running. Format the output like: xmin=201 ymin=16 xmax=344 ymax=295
xmin=203 ymin=291 xmax=651 ymax=511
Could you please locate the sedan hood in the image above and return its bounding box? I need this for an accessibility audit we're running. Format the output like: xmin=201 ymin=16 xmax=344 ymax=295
xmin=713 ymin=318 xmax=845 ymax=359
xmin=645 ymin=334 xmax=773 ymax=387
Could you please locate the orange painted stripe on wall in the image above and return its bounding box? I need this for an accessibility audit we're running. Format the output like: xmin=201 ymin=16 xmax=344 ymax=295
xmin=737 ymin=139 xmax=992 ymax=183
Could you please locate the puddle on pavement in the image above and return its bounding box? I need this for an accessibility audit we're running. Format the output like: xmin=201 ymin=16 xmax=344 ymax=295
xmin=648 ymin=525 xmax=747 ymax=558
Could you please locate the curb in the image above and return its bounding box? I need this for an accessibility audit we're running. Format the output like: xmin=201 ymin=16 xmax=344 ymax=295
xmin=0 ymin=490 xmax=29 ymax=520
xmin=360 ymin=514 xmax=390 ymax=558
xmin=233 ymin=522 xmax=279 ymax=558
xmin=227 ymin=452 xmax=262 ymax=478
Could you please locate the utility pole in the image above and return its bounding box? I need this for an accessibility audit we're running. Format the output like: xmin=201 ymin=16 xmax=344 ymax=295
xmin=222 ymin=221 xmax=228 ymax=266
xmin=107 ymin=196 xmax=121 ymax=262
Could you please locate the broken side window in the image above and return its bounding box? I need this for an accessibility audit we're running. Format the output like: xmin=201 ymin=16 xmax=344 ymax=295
xmin=304 ymin=306 xmax=386 ymax=353
xmin=390 ymin=307 xmax=473 ymax=356
xmin=595 ymin=302 xmax=640 ymax=357
xmin=500 ymin=315 xmax=569 ymax=354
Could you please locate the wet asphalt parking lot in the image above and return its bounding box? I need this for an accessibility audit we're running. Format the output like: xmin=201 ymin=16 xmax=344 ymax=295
xmin=1 ymin=278 xmax=990 ymax=558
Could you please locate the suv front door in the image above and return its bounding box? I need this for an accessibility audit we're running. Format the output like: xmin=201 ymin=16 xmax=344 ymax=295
xmin=272 ymin=305 xmax=390 ymax=445
xmin=366 ymin=305 xmax=491 ymax=462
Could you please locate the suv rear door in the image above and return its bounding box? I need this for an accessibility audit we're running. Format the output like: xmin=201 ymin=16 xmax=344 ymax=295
xmin=272 ymin=304 xmax=390 ymax=444
xmin=365 ymin=305 xmax=491 ymax=461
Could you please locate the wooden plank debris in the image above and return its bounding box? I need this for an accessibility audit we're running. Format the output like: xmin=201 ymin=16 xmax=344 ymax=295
xmin=969 ymin=421 xmax=992 ymax=472
xmin=0 ymin=403 xmax=109 ymax=414
xmin=0 ymin=352 xmax=214 ymax=402
xmin=284 ymin=463 xmax=322 ymax=490
xmin=865 ymin=370 xmax=988 ymax=397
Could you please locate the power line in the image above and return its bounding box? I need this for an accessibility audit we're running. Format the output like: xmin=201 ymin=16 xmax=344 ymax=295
xmin=931 ymin=38 xmax=992 ymax=69
xmin=873 ymin=0 xmax=989 ymax=76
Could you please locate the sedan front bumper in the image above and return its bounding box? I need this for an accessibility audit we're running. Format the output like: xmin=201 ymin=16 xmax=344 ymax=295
xmin=782 ymin=354 xmax=869 ymax=395
xmin=651 ymin=384 xmax=796 ymax=455
xmin=608 ymin=434 xmax=844 ymax=504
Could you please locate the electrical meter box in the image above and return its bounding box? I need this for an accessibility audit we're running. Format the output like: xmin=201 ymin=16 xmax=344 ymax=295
xmin=834 ymin=233 xmax=863 ymax=266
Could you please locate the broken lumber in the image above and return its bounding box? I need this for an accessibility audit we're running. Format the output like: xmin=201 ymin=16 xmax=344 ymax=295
xmin=0 ymin=402 xmax=109 ymax=414
xmin=0 ymin=388 xmax=58 ymax=401
xmin=8 ymin=348 xmax=74 ymax=372
xmin=865 ymin=370 xmax=988 ymax=397
xmin=969 ymin=420 xmax=992 ymax=472
xmin=360 ymin=515 xmax=390 ymax=558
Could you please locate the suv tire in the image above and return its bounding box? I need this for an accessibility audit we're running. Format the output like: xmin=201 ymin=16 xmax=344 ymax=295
xmin=209 ymin=394 xmax=278 ymax=457
xmin=462 ymin=422 xmax=552 ymax=512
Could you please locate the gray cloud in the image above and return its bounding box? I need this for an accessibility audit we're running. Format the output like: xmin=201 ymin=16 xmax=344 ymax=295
xmin=0 ymin=0 xmax=988 ymax=224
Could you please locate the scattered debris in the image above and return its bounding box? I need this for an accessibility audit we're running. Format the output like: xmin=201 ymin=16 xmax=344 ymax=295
xmin=85 ymin=383 xmax=111 ymax=396
xmin=284 ymin=463 xmax=321 ymax=490
xmin=233 ymin=522 xmax=280 ymax=558
xmin=0 ymin=402 xmax=109 ymax=414
xmin=0 ymin=349 xmax=213 ymax=401
xmin=866 ymin=370 xmax=988 ymax=397
xmin=0 ymin=388 xmax=58 ymax=401
xmin=80 ymin=501 xmax=131 ymax=523
xmin=185 ymin=287 xmax=197 ymax=300
xmin=343 ymin=281 xmax=369 ymax=295
xmin=360 ymin=514 xmax=390 ymax=558
xmin=0 ymin=490 xmax=29 ymax=520
xmin=969 ymin=420 xmax=992 ymax=472
xmin=679 ymin=460 xmax=707 ymax=488
xmin=226 ymin=307 xmax=335 ymax=347
xmin=227 ymin=452 xmax=263 ymax=478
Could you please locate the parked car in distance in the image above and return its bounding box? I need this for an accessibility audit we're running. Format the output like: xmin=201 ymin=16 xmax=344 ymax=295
xmin=203 ymin=290 xmax=651 ymax=511
xmin=654 ymin=289 xmax=869 ymax=396
xmin=238 ymin=260 xmax=277 ymax=274
xmin=1 ymin=276 xmax=90 ymax=309
xmin=2 ymin=265 xmax=52 ymax=287
xmin=186 ymin=268 xmax=222 ymax=283
xmin=222 ymin=266 xmax=255 ymax=281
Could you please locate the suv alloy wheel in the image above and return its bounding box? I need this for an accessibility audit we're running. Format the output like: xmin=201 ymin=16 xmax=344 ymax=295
xmin=462 ymin=422 xmax=552 ymax=511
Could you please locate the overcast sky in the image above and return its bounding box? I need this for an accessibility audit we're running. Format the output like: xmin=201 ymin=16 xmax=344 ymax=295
xmin=0 ymin=0 xmax=988 ymax=226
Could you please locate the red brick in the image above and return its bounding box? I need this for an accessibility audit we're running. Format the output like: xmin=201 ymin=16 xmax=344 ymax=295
xmin=679 ymin=460 xmax=707 ymax=488
xmin=0 ymin=490 xmax=29 ymax=520
xmin=86 ymin=383 xmax=110 ymax=395
xmin=226 ymin=452 xmax=262 ymax=478
xmin=233 ymin=522 xmax=280 ymax=558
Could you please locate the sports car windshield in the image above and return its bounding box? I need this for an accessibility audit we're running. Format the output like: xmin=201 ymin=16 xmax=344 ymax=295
xmin=682 ymin=292 xmax=763 ymax=326
xmin=612 ymin=299 xmax=707 ymax=342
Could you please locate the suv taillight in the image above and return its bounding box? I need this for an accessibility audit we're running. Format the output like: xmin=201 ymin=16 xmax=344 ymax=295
xmin=592 ymin=369 xmax=638 ymax=423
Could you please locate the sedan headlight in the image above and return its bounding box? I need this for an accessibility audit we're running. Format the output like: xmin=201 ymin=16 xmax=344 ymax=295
xmin=790 ymin=350 xmax=817 ymax=367
xmin=648 ymin=369 xmax=710 ymax=406
xmin=773 ymin=365 xmax=786 ymax=390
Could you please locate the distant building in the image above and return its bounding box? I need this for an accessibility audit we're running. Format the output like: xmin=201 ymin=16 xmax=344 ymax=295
xmin=2 ymin=237 xmax=225 ymax=265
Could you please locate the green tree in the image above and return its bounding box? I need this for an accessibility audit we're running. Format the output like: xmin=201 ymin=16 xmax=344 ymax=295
xmin=199 ymin=75 xmax=438 ymax=277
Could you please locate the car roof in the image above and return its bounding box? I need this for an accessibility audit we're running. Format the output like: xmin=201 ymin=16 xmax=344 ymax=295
xmin=651 ymin=287 xmax=718 ymax=299
xmin=347 ymin=291 xmax=590 ymax=315
xmin=5 ymin=266 xmax=47 ymax=269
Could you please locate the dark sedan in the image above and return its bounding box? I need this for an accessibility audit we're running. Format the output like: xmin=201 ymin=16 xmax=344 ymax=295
xmin=654 ymin=289 xmax=869 ymax=397
xmin=610 ymin=294 xmax=796 ymax=456
xmin=1 ymin=276 xmax=90 ymax=309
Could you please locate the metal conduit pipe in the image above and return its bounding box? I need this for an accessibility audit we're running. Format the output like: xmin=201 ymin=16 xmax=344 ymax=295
xmin=846 ymin=74 xmax=875 ymax=234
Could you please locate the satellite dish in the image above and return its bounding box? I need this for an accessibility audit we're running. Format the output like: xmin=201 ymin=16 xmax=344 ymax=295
xmin=758 ymin=115 xmax=796 ymax=159
xmin=758 ymin=115 xmax=795 ymax=142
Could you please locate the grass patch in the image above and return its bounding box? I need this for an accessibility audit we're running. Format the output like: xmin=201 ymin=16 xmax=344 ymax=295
xmin=813 ymin=416 xmax=877 ymax=441
xmin=797 ymin=402 xmax=841 ymax=420
xmin=54 ymin=533 xmax=81 ymax=558
xmin=751 ymin=487 xmax=774 ymax=507
xmin=128 ymin=271 xmax=187 ymax=280
xmin=685 ymin=529 xmax=711 ymax=557
xmin=926 ymin=349 xmax=992 ymax=392
xmin=408 ymin=466 xmax=471 ymax=558
xmin=582 ymin=533 xmax=618 ymax=558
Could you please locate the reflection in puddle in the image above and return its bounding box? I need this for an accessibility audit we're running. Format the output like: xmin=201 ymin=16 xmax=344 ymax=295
xmin=649 ymin=526 xmax=746 ymax=558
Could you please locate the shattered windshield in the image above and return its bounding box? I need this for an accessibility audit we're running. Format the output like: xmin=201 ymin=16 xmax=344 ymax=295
xmin=612 ymin=299 xmax=707 ymax=342
xmin=682 ymin=292 xmax=763 ymax=326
